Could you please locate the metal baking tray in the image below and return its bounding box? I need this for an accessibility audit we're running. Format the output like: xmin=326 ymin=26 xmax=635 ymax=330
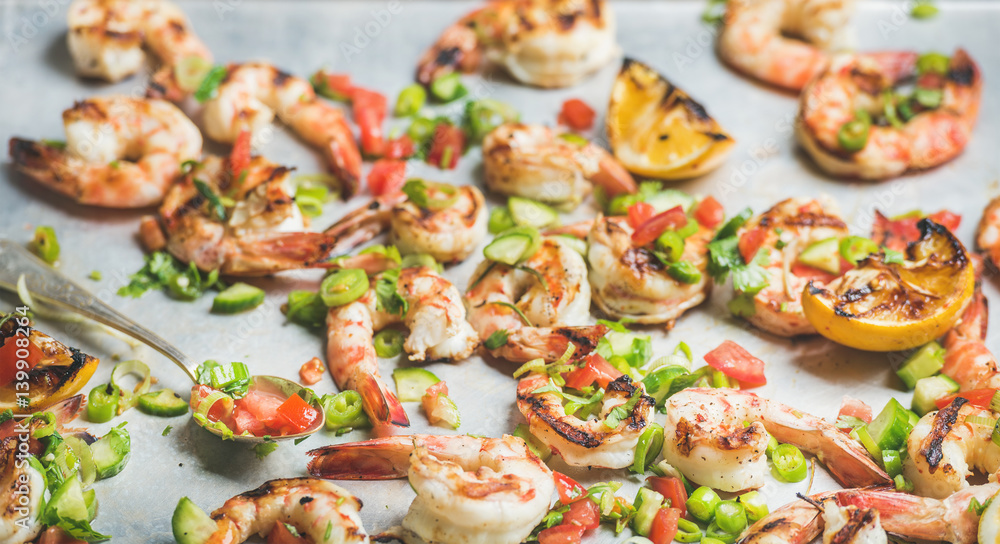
xmin=0 ymin=0 xmax=998 ymax=541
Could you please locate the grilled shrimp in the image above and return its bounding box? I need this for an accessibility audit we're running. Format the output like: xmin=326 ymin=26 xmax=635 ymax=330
xmin=941 ymin=283 xmax=1000 ymax=392
xmin=322 ymin=184 xmax=488 ymax=264
xmin=139 ymin=155 xmax=347 ymax=276
xmin=977 ymin=196 xmax=1000 ymax=269
xmin=200 ymin=63 xmax=363 ymax=195
xmin=516 ymin=372 xmax=654 ymax=468
xmin=465 ymin=237 xmax=607 ymax=363
xmin=662 ymin=388 xmax=889 ymax=492
xmin=417 ymin=0 xmax=619 ymax=88
xmin=737 ymin=198 xmax=849 ymax=337
xmin=738 ymin=492 xmax=837 ymax=544
xmin=196 ymin=478 xmax=368 ymax=544
xmin=797 ymin=49 xmax=982 ymax=180
xmin=67 ymin=0 xmax=211 ymax=94
xmin=328 ymin=266 xmax=478 ymax=426
xmin=482 ymin=123 xmax=636 ymax=210
xmin=587 ymin=215 xmax=712 ymax=325
xmin=903 ymin=398 xmax=1000 ymax=499
xmin=8 ymin=96 xmax=201 ymax=208
xmin=308 ymin=434 xmax=553 ymax=544
xmin=718 ymin=0 xmax=855 ymax=91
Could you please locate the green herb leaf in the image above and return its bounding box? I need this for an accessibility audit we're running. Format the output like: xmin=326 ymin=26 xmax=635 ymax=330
xmin=193 ymin=179 xmax=227 ymax=222
xmin=485 ymin=329 xmax=509 ymax=350
xmin=253 ymin=440 xmax=279 ymax=460
xmin=194 ymin=65 xmax=228 ymax=103
xmin=375 ymin=268 xmax=408 ymax=316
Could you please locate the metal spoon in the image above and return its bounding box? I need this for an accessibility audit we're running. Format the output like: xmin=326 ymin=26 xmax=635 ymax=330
xmin=0 ymin=239 xmax=325 ymax=443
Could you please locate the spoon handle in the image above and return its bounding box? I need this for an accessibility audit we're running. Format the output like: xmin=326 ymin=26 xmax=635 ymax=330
xmin=0 ymin=240 xmax=199 ymax=382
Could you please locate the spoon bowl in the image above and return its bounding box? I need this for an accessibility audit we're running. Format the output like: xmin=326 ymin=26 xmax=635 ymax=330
xmin=0 ymin=239 xmax=325 ymax=443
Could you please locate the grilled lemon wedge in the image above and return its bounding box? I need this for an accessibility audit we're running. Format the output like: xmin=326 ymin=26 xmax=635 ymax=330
xmin=607 ymin=58 xmax=735 ymax=180
xmin=1 ymin=318 xmax=99 ymax=413
xmin=802 ymin=220 xmax=974 ymax=352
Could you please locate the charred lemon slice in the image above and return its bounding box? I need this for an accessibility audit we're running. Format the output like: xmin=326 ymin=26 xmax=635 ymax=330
xmin=607 ymin=58 xmax=735 ymax=180
xmin=1 ymin=318 xmax=99 ymax=414
xmin=802 ymin=220 xmax=974 ymax=352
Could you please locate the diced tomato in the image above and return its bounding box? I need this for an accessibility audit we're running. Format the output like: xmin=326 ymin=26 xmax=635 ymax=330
xmin=275 ymin=393 xmax=320 ymax=433
xmin=190 ymin=385 xmax=235 ymax=423
xmin=424 ymin=381 xmax=448 ymax=397
xmin=738 ymin=227 xmax=766 ymax=263
xmin=558 ymin=98 xmax=596 ymax=131
xmin=627 ymin=201 xmax=656 ymax=229
xmin=563 ymin=353 xmax=623 ymax=390
xmin=312 ymin=70 xmax=353 ymax=101
xmin=917 ymin=72 xmax=945 ymax=90
xmin=367 ymin=159 xmax=407 ymax=197
xmin=838 ymin=396 xmax=873 ymax=425
xmin=38 ymin=527 xmax=88 ymax=544
xmin=790 ymin=262 xmax=839 ymax=284
xmin=352 ymin=87 xmax=388 ymax=157
xmin=648 ymin=507 xmax=681 ymax=544
xmin=704 ymin=340 xmax=767 ymax=387
xmin=537 ymin=524 xmax=585 ymax=544
xmin=229 ymin=129 xmax=252 ymax=180
xmin=231 ymin=405 xmax=266 ymax=436
xmin=563 ymin=498 xmax=600 ymax=530
xmin=693 ymin=196 xmax=724 ymax=228
xmin=0 ymin=333 xmax=43 ymax=386
xmin=384 ymin=134 xmax=415 ymax=159
xmin=298 ymin=357 xmax=325 ymax=386
xmin=235 ymin=388 xmax=287 ymax=433
xmin=427 ymin=124 xmax=465 ymax=170
xmin=647 ymin=477 xmax=687 ymax=518
xmin=928 ymin=210 xmax=962 ymax=232
xmin=554 ymin=472 xmax=587 ymax=504
xmin=631 ymin=206 xmax=688 ymax=247
xmin=935 ymin=388 xmax=996 ymax=410
xmin=267 ymin=522 xmax=308 ymax=544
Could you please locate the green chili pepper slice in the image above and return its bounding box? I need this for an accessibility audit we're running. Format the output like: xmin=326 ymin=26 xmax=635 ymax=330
xmin=772 ymin=443 xmax=808 ymax=482
xmin=87 ymin=383 xmax=120 ymax=423
xmin=320 ymin=269 xmax=369 ymax=307
xmin=31 ymin=226 xmax=60 ymax=264
xmin=374 ymin=329 xmax=405 ymax=358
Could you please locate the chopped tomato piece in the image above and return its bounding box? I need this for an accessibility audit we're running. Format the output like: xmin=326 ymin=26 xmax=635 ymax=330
xmin=928 ymin=210 xmax=962 ymax=232
xmin=298 ymin=357 xmax=325 ymax=386
xmin=275 ymin=393 xmax=319 ymax=433
xmin=790 ymin=262 xmax=839 ymax=284
xmin=648 ymin=507 xmax=681 ymax=544
xmin=704 ymin=340 xmax=767 ymax=387
xmin=384 ymin=134 xmax=415 ymax=159
xmin=231 ymin=405 xmax=266 ymax=436
xmin=267 ymin=522 xmax=308 ymax=544
xmin=229 ymin=129 xmax=252 ymax=180
xmin=738 ymin=227 xmax=766 ymax=263
xmin=627 ymin=201 xmax=656 ymax=229
xmin=427 ymin=124 xmax=465 ymax=170
xmin=935 ymin=388 xmax=996 ymax=410
xmin=648 ymin=477 xmax=687 ymax=517
xmin=872 ymin=210 xmax=961 ymax=252
xmin=563 ymin=498 xmax=600 ymax=530
xmin=917 ymin=72 xmax=945 ymax=90
xmin=352 ymin=87 xmax=388 ymax=157
xmin=312 ymin=70 xmax=353 ymax=101
xmin=236 ymin=388 xmax=285 ymax=429
xmin=631 ymin=206 xmax=687 ymax=247
xmin=838 ymin=396 xmax=873 ymax=424
xmin=367 ymin=159 xmax=407 ymax=197
xmin=0 ymin=334 xmax=43 ymax=386
xmin=38 ymin=527 xmax=88 ymax=544
xmin=558 ymin=98 xmax=596 ymax=131
xmin=537 ymin=524 xmax=585 ymax=544
xmin=563 ymin=353 xmax=622 ymax=390
xmin=424 ymin=381 xmax=448 ymax=397
xmin=554 ymin=472 xmax=587 ymax=504
xmin=190 ymin=384 xmax=235 ymax=423
xmin=693 ymin=196 xmax=724 ymax=228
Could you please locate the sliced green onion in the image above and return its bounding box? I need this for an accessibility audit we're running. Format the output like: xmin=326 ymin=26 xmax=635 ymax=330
xmin=838 ymin=110 xmax=871 ymax=152
xmin=991 ymin=391 xmax=1000 ymax=413
xmin=111 ymin=360 xmax=152 ymax=412
xmin=285 ymin=290 xmax=327 ymax=329
xmin=320 ymin=268 xmax=369 ymax=307
xmin=31 ymin=226 xmax=60 ymax=264
xmin=630 ymin=423 xmax=664 ymax=474
xmin=429 ymin=72 xmax=468 ymax=103
xmin=402 ymin=179 xmax=459 ymax=210
xmin=882 ymin=449 xmax=903 ymax=477
xmin=991 ymin=419 xmax=1000 ymax=447
xmin=715 ymin=500 xmax=748 ymax=534
xmin=374 ymin=329 xmax=405 ymax=358
xmin=87 ymin=384 xmax=120 ymax=423
xmin=321 ymin=390 xmax=370 ymax=431
xmin=772 ymin=443 xmax=808 ymax=482
xmin=508 ymin=197 xmax=560 ymax=229
xmin=687 ymin=486 xmax=721 ymax=522
xmin=207 ymin=362 xmax=250 ymax=395
xmin=174 ymin=55 xmax=213 ymax=92
xmin=738 ymin=491 xmax=769 ymax=522
xmin=513 ymin=423 xmax=551 ymax=461
xmin=852 ymin=425 xmax=882 ymax=460
xmin=558 ymin=132 xmax=589 ymax=146
xmin=463 ymin=99 xmax=519 ymax=143
xmin=705 ymin=520 xmax=740 ymax=544
xmin=883 ymin=92 xmax=904 ymax=129
xmin=910 ymin=0 xmax=938 ymax=19
xmin=64 ymin=435 xmax=97 ymax=488
xmin=917 ymin=52 xmax=950 ymax=75
xmin=914 ymin=88 xmax=943 ymax=109
xmin=894 ymin=473 xmax=914 ymax=492
xmin=489 ymin=207 xmax=516 ymax=234
xmin=295 ymin=184 xmax=329 ymax=217
xmin=675 ymin=518 xmax=703 ymax=542
xmin=195 ymin=390 xmax=234 ymax=421
xmin=485 ymin=329 xmax=508 ymax=350
xmin=395 ymin=84 xmax=427 ymax=117
xmin=512 ymin=358 xmax=546 ymax=379
xmin=765 ymin=434 xmax=779 ymax=457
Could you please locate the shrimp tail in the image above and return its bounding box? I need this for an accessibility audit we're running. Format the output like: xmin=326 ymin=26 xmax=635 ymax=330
xmin=307 ymin=436 xmax=416 ymax=479
xmin=415 ymin=11 xmax=485 ymax=86
xmin=323 ymin=193 xmax=406 ymax=254
xmin=323 ymin=116 xmax=363 ymax=197
xmin=356 ymin=372 xmax=410 ymax=428
xmin=221 ymin=232 xmax=343 ymax=276
xmin=591 ymin=152 xmax=637 ymax=197
xmin=544 ymin=220 xmax=594 ymax=239
xmin=8 ymin=138 xmax=79 ymax=199
xmin=146 ymin=66 xmax=186 ymax=102
xmin=833 ymin=486 xmax=966 ymax=542
xmin=738 ymin=491 xmax=838 ymax=544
